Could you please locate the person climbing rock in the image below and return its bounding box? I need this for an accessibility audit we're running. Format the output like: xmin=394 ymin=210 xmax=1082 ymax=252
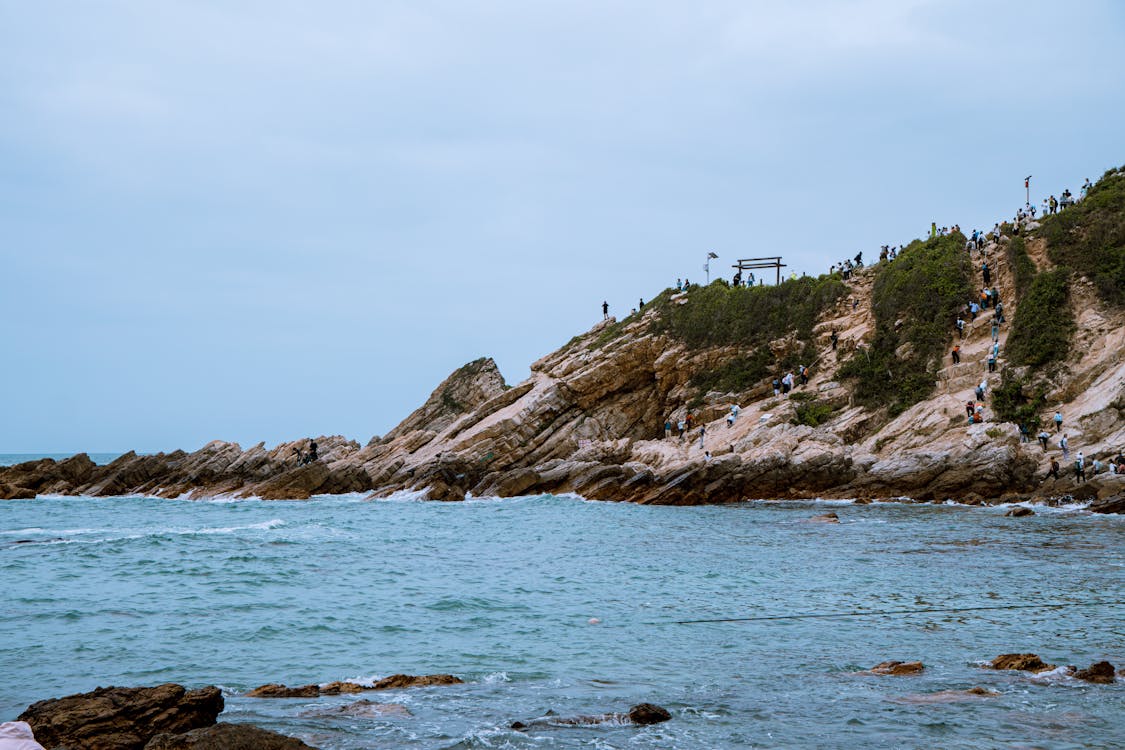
xmin=956 ymin=317 xmax=965 ymax=339
xmin=602 ymin=301 xmax=609 ymax=320
xmin=831 ymin=329 xmax=839 ymax=351
xmin=991 ymin=318 xmax=1000 ymax=342
xmin=982 ymin=262 xmax=991 ymax=286
xmin=1047 ymin=458 xmax=1060 ymax=481
xmin=951 ymin=345 xmax=961 ymax=364
xmin=1053 ymin=410 xmax=1063 ymax=432
xmin=987 ymin=352 xmax=997 ymax=373
xmin=1037 ymin=430 xmax=1050 ymax=450
xmin=1060 ymin=433 xmax=1070 ymax=460
xmin=1075 ymin=452 xmax=1086 ymax=483
xmin=966 ymin=400 xmax=976 ymax=419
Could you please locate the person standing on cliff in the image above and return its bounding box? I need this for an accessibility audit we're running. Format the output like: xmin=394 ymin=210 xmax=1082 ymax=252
xmin=1060 ymin=433 xmax=1070 ymax=460
xmin=830 ymin=329 xmax=839 ymax=351
xmin=1053 ymin=410 xmax=1063 ymax=432
xmin=952 ymin=345 xmax=961 ymax=365
xmin=663 ymin=419 xmax=672 ymax=439
xmin=956 ymin=317 xmax=965 ymax=339
xmin=991 ymin=318 xmax=1000 ymax=342
xmin=602 ymin=301 xmax=609 ymax=320
xmin=1075 ymin=452 xmax=1086 ymax=483
xmin=699 ymin=425 xmax=706 ymax=449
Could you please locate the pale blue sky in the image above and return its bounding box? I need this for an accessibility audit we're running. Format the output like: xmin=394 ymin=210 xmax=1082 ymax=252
xmin=2 ymin=1 xmax=1123 ymax=452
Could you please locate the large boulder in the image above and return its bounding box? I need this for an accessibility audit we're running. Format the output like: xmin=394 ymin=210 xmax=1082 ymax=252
xmin=1071 ymin=661 xmax=1116 ymax=684
xmin=18 ymin=684 xmax=222 ymax=750
xmin=143 ymin=723 xmax=316 ymax=749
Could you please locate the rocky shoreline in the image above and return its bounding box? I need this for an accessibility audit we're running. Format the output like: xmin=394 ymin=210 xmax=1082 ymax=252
xmin=8 ymin=655 xmax=1118 ymax=749
xmin=4 ymin=218 xmax=1125 ymax=511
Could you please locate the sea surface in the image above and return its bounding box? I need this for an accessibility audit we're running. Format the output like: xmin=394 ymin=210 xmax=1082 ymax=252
xmin=2 ymin=490 xmax=1123 ymax=749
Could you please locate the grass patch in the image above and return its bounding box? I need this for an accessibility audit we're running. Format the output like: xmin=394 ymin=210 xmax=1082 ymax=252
xmin=1006 ymin=268 xmax=1075 ymax=366
xmin=1037 ymin=166 xmax=1125 ymax=305
xmin=837 ymin=233 xmax=973 ymax=416
xmin=1005 ymin=236 xmax=1037 ymax=299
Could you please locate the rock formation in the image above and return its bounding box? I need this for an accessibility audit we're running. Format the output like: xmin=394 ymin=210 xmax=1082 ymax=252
xmin=143 ymin=723 xmax=316 ymax=750
xmin=988 ymin=653 xmax=1056 ymax=672
xmin=245 ymin=674 xmax=462 ymax=699
xmin=6 ymin=186 xmax=1125 ymax=508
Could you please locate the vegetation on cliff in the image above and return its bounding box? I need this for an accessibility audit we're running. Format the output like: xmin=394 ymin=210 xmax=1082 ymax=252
xmin=838 ymin=233 xmax=973 ymax=416
xmin=1006 ymin=268 xmax=1075 ymax=367
xmin=651 ymin=276 xmax=846 ymax=349
xmin=991 ymin=370 xmax=1047 ymax=430
xmin=1038 ymin=166 xmax=1125 ymax=305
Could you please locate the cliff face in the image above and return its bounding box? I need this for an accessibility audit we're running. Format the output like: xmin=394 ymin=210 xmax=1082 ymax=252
xmin=5 ymin=183 xmax=1125 ymax=506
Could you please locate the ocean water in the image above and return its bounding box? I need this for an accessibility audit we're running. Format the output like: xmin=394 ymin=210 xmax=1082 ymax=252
xmin=1 ymin=492 xmax=1122 ymax=749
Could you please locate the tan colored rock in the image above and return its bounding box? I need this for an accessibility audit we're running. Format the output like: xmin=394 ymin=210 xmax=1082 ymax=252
xmin=1071 ymin=661 xmax=1116 ymax=684
xmin=319 ymin=681 xmax=367 ymax=695
xmin=868 ymin=660 xmax=925 ymax=676
xmin=245 ymin=683 xmax=320 ymax=698
xmin=989 ymin=653 xmax=1056 ymax=672
xmin=370 ymin=674 xmax=463 ymax=690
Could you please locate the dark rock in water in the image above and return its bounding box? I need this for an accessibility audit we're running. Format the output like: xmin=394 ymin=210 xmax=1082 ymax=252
xmin=867 ymin=660 xmax=925 ymax=676
xmin=1071 ymin=661 xmax=1116 ymax=684
xmin=1089 ymin=494 xmax=1125 ymax=514
xmin=144 ymin=722 xmax=317 ymax=749
xmin=18 ymin=684 xmax=222 ymax=750
xmin=1004 ymin=506 xmax=1034 ymax=517
xmin=1067 ymin=485 xmax=1099 ymax=504
xmin=511 ymin=703 xmax=671 ymax=730
xmin=370 ymin=673 xmax=463 ymax=690
xmin=989 ymin=653 xmax=1055 ymax=672
xmin=245 ymin=683 xmax=320 ymax=698
xmin=423 ymin=480 xmax=466 ymax=502
xmin=627 ymin=703 xmax=672 ymax=725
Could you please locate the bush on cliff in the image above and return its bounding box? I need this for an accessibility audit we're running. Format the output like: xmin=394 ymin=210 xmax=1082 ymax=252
xmin=651 ymin=276 xmax=846 ymax=349
xmin=991 ymin=370 xmax=1047 ymax=430
xmin=1037 ymin=166 xmax=1125 ymax=305
xmin=689 ymin=349 xmax=773 ymax=395
xmin=838 ymin=233 xmax=973 ymax=416
xmin=1005 ymin=268 xmax=1075 ymax=366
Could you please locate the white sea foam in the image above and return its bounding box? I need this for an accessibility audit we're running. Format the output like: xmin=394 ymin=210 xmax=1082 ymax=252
xmin=480 ymin=671 xmax=511 ymax=684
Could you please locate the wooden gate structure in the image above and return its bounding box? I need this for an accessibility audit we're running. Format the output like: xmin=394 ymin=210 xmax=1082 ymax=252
xmin=732 ymin=256 xmax=787 ymax=285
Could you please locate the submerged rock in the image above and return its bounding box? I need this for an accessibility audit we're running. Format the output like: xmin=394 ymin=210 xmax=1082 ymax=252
xmin=18 ymin=684 xmax=222 ymax=750
xmin=511 ymin=703 xmax=671 ymax=730
xmin=989 ymin=653 xmax=1056 ymax=672
xmin=1004 ymin=506 xmax=1035 ymax=517
xmin=144 ymin=722 xmax=316 ymax=749
xmin=892 ymin=687 xmax=999 ymax=704
xmin=299 ymin=701 xmax=412 ymax=719
xmin=807 ymin=512 xmax=840 ymax=523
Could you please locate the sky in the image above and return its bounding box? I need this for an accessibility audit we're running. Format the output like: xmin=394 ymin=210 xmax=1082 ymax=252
xmin=2 ymin=0 xmax=1123 ymax=453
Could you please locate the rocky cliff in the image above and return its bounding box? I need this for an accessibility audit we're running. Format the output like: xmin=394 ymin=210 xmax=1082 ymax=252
xmin=5 ymin=171 xmax=1125 ymax=508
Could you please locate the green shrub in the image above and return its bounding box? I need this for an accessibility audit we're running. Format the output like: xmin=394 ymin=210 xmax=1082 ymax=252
xmin=651 ymin=276 xmax=846 ymax=349
xmin=793 ymin=399 xmax=836 ymax=427
xmin=1037 ymin=167 xmax=1125 ymax=305
xmin=990 ymin=370 xmax=1046 ymax=430
xmin=689 ymin=349 xmax=772 ymax=395
xmin=1005 ymin=236 xmax=1037 ymax=300
xmin=838 ymin=233 xmax=973 ymax=415
xmin=1006 ymin=268 xmax=1075 ymax=366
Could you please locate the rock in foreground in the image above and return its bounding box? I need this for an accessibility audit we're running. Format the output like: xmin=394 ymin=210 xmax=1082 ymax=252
xmin=18 ymin=684 xmax=222 ymax=750
xmin=144 ymin=723 xmax=316 ymax=750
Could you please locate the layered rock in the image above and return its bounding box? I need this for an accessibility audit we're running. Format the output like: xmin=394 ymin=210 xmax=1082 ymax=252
xmin=6 ymin=223 xmax=1125 ymax=508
